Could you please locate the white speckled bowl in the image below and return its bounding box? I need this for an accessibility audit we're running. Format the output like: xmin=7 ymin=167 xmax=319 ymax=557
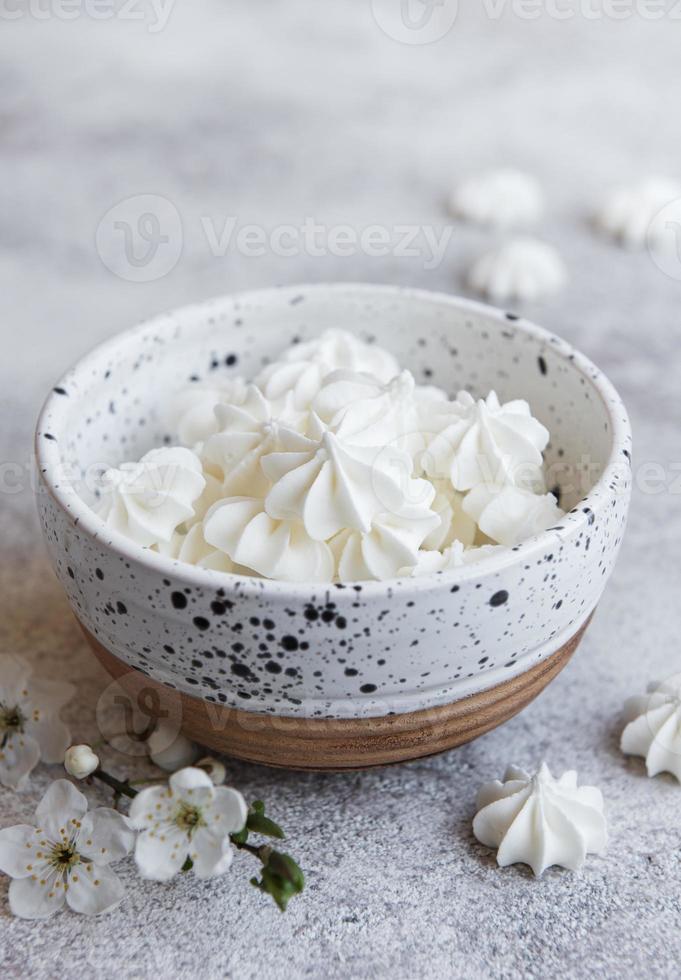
xmin=35 ymin=284 xmax=631 ymax=766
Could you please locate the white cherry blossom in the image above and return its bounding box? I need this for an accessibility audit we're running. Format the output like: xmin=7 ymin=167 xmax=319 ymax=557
xmin=0 ymin=779 xmax=134 ymax=918
xmin=0 ymin=654 xmax=74 ymax=790
xmin=129 ymin=766 xmax=248 ymax=881
xmin=64 ymin=745 xmax=99 ymax=780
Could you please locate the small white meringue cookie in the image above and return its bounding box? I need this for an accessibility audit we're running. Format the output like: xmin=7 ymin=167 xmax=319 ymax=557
xmin=97 ymin=446 xmax=206 ymax=549
xmin=595 ymin=177 xmax=681 ymax=249
xmin=621 ymin=673 xmax=681 ymax=781
xmin=467 ymin=238 xmax=567 ymax=303
xmin=450 ymin=169 xmax=544 ymax=229
xmin=473 ymin=762 xmax=608 ymax=876
xmin=463 ymin=483 xmax=563 ymax=547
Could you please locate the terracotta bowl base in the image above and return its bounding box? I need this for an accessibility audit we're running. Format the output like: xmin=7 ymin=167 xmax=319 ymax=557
xmin=81 ymin=618 xmax=589 ymax=771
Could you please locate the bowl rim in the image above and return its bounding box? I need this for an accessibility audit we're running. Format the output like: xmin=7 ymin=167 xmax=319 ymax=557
xmin=35 ymin=282 xmax=632 ymax=596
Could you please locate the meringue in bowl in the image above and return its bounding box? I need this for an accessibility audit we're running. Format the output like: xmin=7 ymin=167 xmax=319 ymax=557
xmin=35 ymin=284 xmax=631 ymax=765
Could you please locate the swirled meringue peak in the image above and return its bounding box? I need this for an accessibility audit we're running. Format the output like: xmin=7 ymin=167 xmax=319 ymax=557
xmin=168 ymin=378 xmax=248 ymax=447
xmin=473 ymin=763 xmax=608 ymax=876
xmin=98 ymin=446 xmax=205 ymax=548
xmin=284 ymin=328 xmax=399 ymax=381
xmin=96 ymin=328 xmax=563 ymax=582
xmin=620 ymin=673 xmax=681 ymax=782
xmin=330 ymin=503 xmax=441 ymax=582
xmin=203 ymin=496 xmax=334 ymax=582
xmin=262 ymin=428 xmax=435 ymax=542
xmin=313 ymin=369 xmax=421 ymax=450
xmin=463 ymin=483 xmax=562 ymax=547
xmin=255 ymin=329 xmax=399 ymax=410
xmin=422 ymin=389 xmax=549 ymax=492
xmin=202 ymin=385 xmax=309 ymax=496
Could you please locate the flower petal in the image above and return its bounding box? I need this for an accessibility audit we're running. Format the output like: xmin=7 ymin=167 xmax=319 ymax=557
xmin=169 ymin=766 xmax=214 ymax=797
xmin=0 ymin=825 xmax=41 ymax=878
xmin=134 ymin=826 xmax=187 ymax=882
xmin=128 ymin=784 xmax=173 ymax=830
xmin=27 ymin=717 xmax=72 ymax=765
xmin=66 ymin=863 xmax=125 ymax=916
xmin=190 ymin=828 xmax=234 ymax=879
xmin=24 ymin=676 xmax=76 ymax=714
xmin=0 ymin=733 xmax=41 ymax=790
xmin=78 ymin=809 xmax=136 ymax=865
xmin=206 ymin=787 xmax=248 ymax=835
xmin=35 ymin=779 xmax=88 ymax=841
xmin=9 ymin=870 xmax=66 ymax=919
xmin=0 ymin=654 xmax=32 ymax=704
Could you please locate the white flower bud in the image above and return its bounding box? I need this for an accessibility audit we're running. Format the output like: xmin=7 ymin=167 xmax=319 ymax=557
xmin=197 ymin=756 xmax=226 ymax=785
xmin=146 ymin=722 xmax=198 ymax=772
xmin=64 ymin=744 xmax=100 ymax=780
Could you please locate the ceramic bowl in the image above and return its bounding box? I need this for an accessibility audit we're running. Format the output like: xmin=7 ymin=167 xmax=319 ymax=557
xmin=35 ymin=284 xmax=631 ymax=769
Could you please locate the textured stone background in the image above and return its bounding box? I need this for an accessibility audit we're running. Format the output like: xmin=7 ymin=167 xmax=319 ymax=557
xmin=1 ymin=3 xmax=681 ymax=978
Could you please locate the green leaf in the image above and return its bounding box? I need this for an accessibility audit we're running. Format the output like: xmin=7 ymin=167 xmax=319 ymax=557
xmin=230 ymin=825 xmax=249 ymax=845
xmin=250 ymin=800 xmax=265 ymax=815
xmin=250 ymin=850 xmax=305 ymax=912
xmin=247 ymin=812 xmax=285 ymax=840
xmin=181 ymin=856 xmax=194 ymax=872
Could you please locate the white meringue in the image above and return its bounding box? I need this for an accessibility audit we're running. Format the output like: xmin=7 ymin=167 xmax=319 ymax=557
xmin=162 ymin=523 xmax=254 ymax=575
xmin=313 ymin=369 xmax=421 ymax=451
xmin=595 ymin=177 xmax=681 ymax=249
xmin=468 ymin=238 xmax=566 ymax=303
xmin=255 ymin=358 xmax=331 ymax=413
xmin=330 ymin=506 xmax=441 ymax=582
xmin=256 ymin=328 xmax=399 ymax=409
xmin=168 ymin=378 xmax=248 ymax=447
xmin=473 ymin=763 xmax=608 ymax=876
xmin=98 ymin=446 xmax=205 ymax=548
xmin=202 ymin=385 xmax=309 ymax=497
xmin=404 ymin=540 xmax=505 ymax=576
xmin=620 ymin=673 xmax=681 ymax=781
xmin=422 ymin=390 xmax=549 ymax=493
xmin=203 ymin=496 xmax=335 ymax=582
xmin=283 ymin=328 xmax=399 ymax=382
xmin=421 ymin=481 xmax=477 ymax=551
xmin=262 ymin=428 xmax=435 ymax=542
xmin=96 ymin=329 xmax=562 ymax=583
xmin=463 ymin=483 xmax=562 ymax=547
xmin=450 ymin=169 xmax=544 ymax=229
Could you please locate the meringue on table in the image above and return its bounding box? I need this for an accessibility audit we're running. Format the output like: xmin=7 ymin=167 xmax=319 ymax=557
xmin=473 ymin=763 xmax=608 ymax=876
xmin=595 ymin=177 xmax=681 ymax=249
xmin=620 ymin=673 xmax=681 ymax=781
xmin=450 ymin=169 xmax=544 ymax=229
xmin=467 ymin=239 xmax=567 ymax=304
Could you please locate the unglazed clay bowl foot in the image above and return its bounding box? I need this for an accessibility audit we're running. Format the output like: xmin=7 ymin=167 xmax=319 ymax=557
xmin=35 ymin=284 xmax=632 ymax=770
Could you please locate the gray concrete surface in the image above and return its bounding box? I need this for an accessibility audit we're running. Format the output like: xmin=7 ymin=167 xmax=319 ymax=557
xmin=1 ymin=4 xmax=681 ymax=978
